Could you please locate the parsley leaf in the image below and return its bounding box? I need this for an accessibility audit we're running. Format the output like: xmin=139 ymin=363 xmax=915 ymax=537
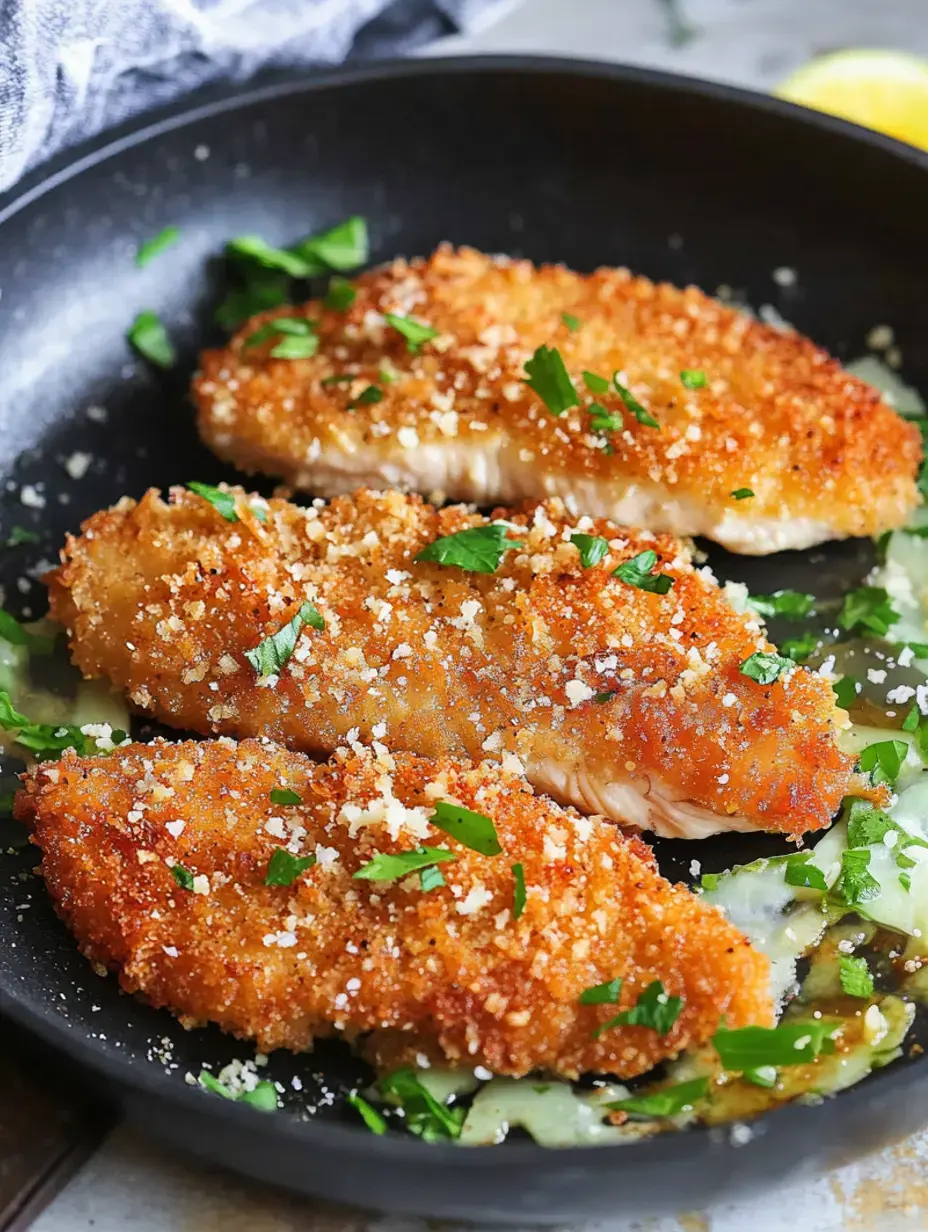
xmin=570 ymin=533 xmax=609 ymax=568
xmin=594 ymin=690 xmax=616 ymax=704
xmin=605 ymin=1077 xmax=708 ymax=1118
xmin=429 ymin=800 xmax=502 ymax=856
xmin=680 ymin=369 xmax=707 ymax=390
xmin=730 ymin=488 xmax=754 ymax=500
xmin=839 ymin=955 xmax=874 ymax=998
xmin=265 ymin=848 xmax=316 ymax=886
xmin=523 ymin=345 xmax=580 ymax=416
xmin=353 ymin=846 xmax=457 ymax=883
xmin=579 ymin=978 xmax=623 ymax=1005
xmin=713 ymin=1022 xmax=836 ymax=1070
xmin=780 ymin=631 xmax=821 ymax=664
xmin=128 ymin=311 xmax=175 ymax=368
xmin=613 ymin=550 xmax=673 ymax=594
xmin=6 ymin=526 xmax=40 ymax=547
xmin=414 ymin=523 xmax=523 ymax=574
xmin=594 ymin=980 xmax=682 ymax=1038
xmin=324 ymin=277 xmax=357 ymax=311
xmin=589 ymin=404 xmax=623 ymax=432
xmin=270 ymin=788 xmax=302 ymax=806
xmin=0 ymin=691 xmax=92 ymax=761
xmin=747 ymin=590 xmax=816 ymax=620
xmin=171 ymin=865 xmax=195 ymax=891
xmin=838 ymin=586 xmax=900 ymax=637
xmin=226 ymin=235 xmax=316 ymax=279
xmin=347 ymin=1092 xmax=387 ymax=1135
xmin=384 ymin=313 xmax=438 ymax=353
xmin=291 ymin=216 xmax=368 ymax=272
xmin=321 ymin=373 xmax=355 ymax=386
xmin=199 ymin=1071 xmax=278 ymax=1111
xmin=743 ymin=1065 xmax=779 ymax=1089
xmin=245 ymin=317 xmax=317 ymax=355
xmin=784 ymin=852 xmax=827 ymax=891
xmin=245 ymin=601 xmax=325 ymax=677
xmin=269 ymin=334 xmax=319 ymax=360
xmin=347 ymin=384 xmax=383 ymax=410
xmin=0 ymin=611 xmax=55 ymax=656
xmin=214 ymin=268 xmax=291 ymax=331
xmin=561 ymin=312 xmax=581 ymax=332
xmin=833 ymin=676 xmax=860 ymax=709
xmin=377 ymin=1067 xmax=463 ymax=1142
xmin=739 ymin=651 xmax=794 ymax=684
xmin=583 ymin=371 xmax=610 ymax=395
xmin=187 ymin=482 xmax=240 ymax=522
xmin=833 ymin=847 xmax=881 ymax=908
xmin=419 ymin=864 xmax=446 ymax=892
xmin=613 ymin=375 xmax=658 ymax=428
xmin=136 ymin=226 xmax=180 ymax=268
xmin=859 ymin=738 xmax=909 ymax=786
xmin=512 ymin=862 xmax=526 ymax=919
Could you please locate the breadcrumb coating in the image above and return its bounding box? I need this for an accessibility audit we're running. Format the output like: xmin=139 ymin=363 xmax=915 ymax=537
xmin=47 ymin=486 xmax=867 ymax=838
xmin=193 ymin=246 xmax=921 ymax=554
xmin=16 ymin=739 xmax=773 ymax=1077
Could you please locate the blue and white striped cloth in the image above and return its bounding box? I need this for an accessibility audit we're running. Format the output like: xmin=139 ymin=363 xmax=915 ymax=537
xmin=0 ymin=0 xmax=508 ymax=191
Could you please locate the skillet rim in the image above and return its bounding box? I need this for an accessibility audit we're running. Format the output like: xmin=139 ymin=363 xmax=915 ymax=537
xmin=1 ymin=51 xmax=927 ymax=1173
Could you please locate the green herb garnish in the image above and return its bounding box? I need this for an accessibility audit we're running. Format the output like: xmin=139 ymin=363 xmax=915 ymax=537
xmin=605 ymin=1077 xmax=708 ymax=1118
xmin=347 ymin=385 xmax=384 ymax=410
xmin=187 ymin=482 xmax=240 ymax=522
xmin=347 ymin=1092 xmax=387 ymax=1134
xmin=0 ymin=692 xmax=91 ymax=761
xmin=589 ymin=404 xmax=623 ymax=432
xmin=712 ymin=1021 xmax=836 ymax=1070
xmin=739 ymin=651 xmax=794 ymax=685
xmin=730 ymin=488 xmax=754 ymax=500
xmin=579 ymin=978 xmax=623 ymax=1005
xmin=512 ymin=862 xmax=526 ymax=919
xmin=523 ymin=345 xmax=580 ymax=417
xmin=324 ymin=277 xmax=357 ymax=311
xmin=583 ymin=371 xmax=610 ymax=395
xmin=747 ymin=590 xmax=816 ymax=620
xmin=171 ymin=865 xmax=195 ymax=891
xmin=0 ymin=611 xmax=55 ymax=656
xmin=419 ymin=864 xmax=447 ymax=892
xmin=353 ymin=846 xmax=457 ymax=883
xmin=128 ymin=311 xmax=175 ymax=368
xmin=270 ymin=788 xmax=302 ymax=806
xmin=136 ymin=225 xmax=180 ymax=268
xmin=429 ymin=800 xmax=502 ymax=856
xmin=244 ymin=317 xmax=318 ymax=359
xmin=265 ymin=848 xmax=316 ymax=887
xmin=780 ymin=631 xmax=821 ymax=664
xmin=291 ymin=216 xmax=369 ymax=272
xmin=561 ymin=312 xmax=581 ymax=332
xmin=199 ymin=1071 xmax=278 ymax=1111
xmin=833 ymin=848 xmax=881 ymax=909
xmin=838 ymin=955 xmax=874 ymax=998
xmin=833 ymin=676 xmax=860 ymax=709
xmin=377 ymin=1067 xmax=464 ymax=1142
xmin=594 ymin=980 xmax=682 ymax=1038
xmin=613 ymin=375 xmax=658 ymax=428
xmin=414 ymin=523 xmax=524 ymax=574
xmin=594 ymin=690 xmax=616 ymax=704
xmin=784 ymin=852 xmax=827 ymax=891
xmin=570 ymin=533 xmax=609 ymax=568
xmin=613 ymin=550 xmax=673 ymax=594
xmin=859 ymin=738 xmax=909 ymax=786
xmin=384 ymin=313 xmax=439 ymax=353
xmin=215 ymin=268 xmax=291 ymax=331
xmin=838 ymin=586 xmax=900 ymax=637
xmin=6 ymin=526 xmax=40 ymax=547
xmin=680 ymin=369 xmax=707 ymax=390
xmin=245 ymin=601 xmax=325 ymax=677
xmin=321 ymin=373 xmax=355 ymax=386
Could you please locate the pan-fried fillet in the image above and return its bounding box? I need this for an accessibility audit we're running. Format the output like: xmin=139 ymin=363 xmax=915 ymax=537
xmin=47 ymin=486 xmax=867 ymax=839
xmin=16 ymin=739 xmax=773 ymax=1077
xmin=193 ymin=246 xmax=921 ymax=554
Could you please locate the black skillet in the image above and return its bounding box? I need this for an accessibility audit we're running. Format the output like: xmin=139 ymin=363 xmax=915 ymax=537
xmin=1 ymin=56 xmax=927 ymax=1224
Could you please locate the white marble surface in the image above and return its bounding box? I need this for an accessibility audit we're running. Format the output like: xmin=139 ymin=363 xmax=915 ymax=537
xmin=30 ymin=2 xmax=928 ymax=1229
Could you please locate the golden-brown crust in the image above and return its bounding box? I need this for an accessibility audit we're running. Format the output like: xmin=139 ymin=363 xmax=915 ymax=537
xmin=47 ymin=486 xmax=865 ymax=836
xmin=16 ymin=739 xmax=773 ymax=1076
xmin=193 ymin=246 xmax=921 ymax=544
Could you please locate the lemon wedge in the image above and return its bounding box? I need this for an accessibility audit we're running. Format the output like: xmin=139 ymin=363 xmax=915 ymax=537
xmin=776 ymin=49 xmax=928 ymax=151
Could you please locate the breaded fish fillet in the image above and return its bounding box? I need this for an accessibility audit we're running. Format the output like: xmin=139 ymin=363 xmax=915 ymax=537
xmin=47 ymin=486 xmax=866 ymax=839
xmin=193 ymin=246 xmax=921 ymax=554
xmin=16 ymin=739 xmax=773 ymax=1077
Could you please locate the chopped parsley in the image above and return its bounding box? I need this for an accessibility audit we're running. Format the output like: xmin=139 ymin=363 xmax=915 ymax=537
xmin=747 ymin=590 xmax=816 ymax=620
xmin=832 ymin=847 xmax=881 ymax=909
xmin=324 ymin=277 xmax=357 ymax=311
xmin=128 ymin=311 xmax=175 ymax=368
xmin=712 ymin=1021 xmax=836 ymax=1070
xmin=0 ymin=692 xmax=93 ymax=761
xmin=187 ymin=482 xmax=240 ymax=522
xmin=244 ymin=601 xmax=325 ymax=677
xmin=739 ymin=651 xmax=794 ymax=685
xmin=605 ymin=1077 xmax=708 ymax=1118
xmin=136 ymin=225 xmax=180 ymax=268
xmin=265 ymin=848 xmax=316 ymax=886
xmin=199 ymin=1071 xmax=279 ymax=1111
xmin=579 ymin=978 xmax=623 ymax=1005
xmin=214 ymin=268 xmax=290 ymax=331
xmin=291 ymin=216 xmax=369 ymax=272
xmin=429 ymin=800 xmax=502 ymax=856
xmin=583 ymin=370 xmax=610 ymax=395
xmin=589 ymin=404 xmax=623 ymax=433
xmin=783 ymin=852 xmax=827 ymax=891
xmin=524 ymin=345 xmax=580 ymax=417
xmin=171 ymin=865 xmax=195 ymax=891
xmin=226 ymin=235 xmax=317 ymax=278
xmin=838 ymin=586 xmax=900 ymax=637
xmin=859 ymin=738 xmax=909 ymax=786
xmin=730 ymin=488 xmax=754 ymax=500
xmin=384 ymin=313 xmax=439 ymax=353
xmin=321 ymin=373 xmax=355 ymax=386
xmin=347 ymin=384 xmax=384 ymax=410
xmin=570 ymin=533 xmax=609 ymax=568
xmin=901 ymin=704 xmax=928 ymax=759
xmin=414 ymin=523 xmax=524 ymax=574
xmin=839 ymin=955 xmax=874 ymax=998
xmin=244 ymin=317 xmax=318 ymax=359
xmin=780 ymin=631 xmax=821 ymax=664
xmin=419 ymin=864 xmax=447 ymax=892
xmin=0 ymin=610 xmax=55 ymax=656
xmin=377 ymin=1067 xmax=464 ymax=1142
xmin=833 ymin=676 xmax=860 ymax=709
xmin=6 ymin=526 xmax=40 ymax=546
xmin=353 ymin=845 xmax=456 ymax=883
xmin=347 ymin=1092 xmax=387 ymax=1135
xmin=743 ymin=1065 xmax=778 ymax=1089
xmin=594 ymin=980 xmax=682 ymax=1039
xmin=512 ymin=862 xmax=526 ymax=919
xmin=679 ymin=369 xmax=707 ymax=390
xmin=594 ymin=690 xmax=617 ymax=704
xmin=613 ymin=376 xmax=658 ymax=428
xmin=613 ymin=549 xmax=673 ymax=594
xmin=561 ymin=312 xmax=581 ymax=332
xmin=270 ymin=788 xmax=302 ymax=806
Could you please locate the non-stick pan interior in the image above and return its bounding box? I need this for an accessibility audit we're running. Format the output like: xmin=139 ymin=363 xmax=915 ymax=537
xmin=1 ymin=58 xmax=927 ymax=1222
